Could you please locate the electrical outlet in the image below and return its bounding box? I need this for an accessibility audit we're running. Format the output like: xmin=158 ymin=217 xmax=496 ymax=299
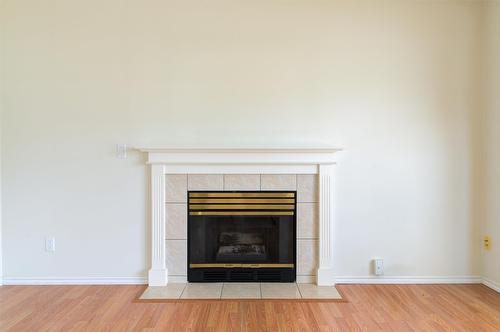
xmin=45 ymin=237 xmax=56 ymax=252
xmin=484 ymin=236 xmax=491 ymax=250
xmin=374 ymin=258 xmax=384 ymax=275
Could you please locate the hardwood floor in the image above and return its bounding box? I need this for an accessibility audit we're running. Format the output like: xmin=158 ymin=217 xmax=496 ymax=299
xmin=0 ymin=284 xmax=499 ymax=331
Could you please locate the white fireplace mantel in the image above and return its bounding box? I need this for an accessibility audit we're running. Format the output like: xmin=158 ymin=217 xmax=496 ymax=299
xmin=138 ymin=147 xmax=342 ymax=286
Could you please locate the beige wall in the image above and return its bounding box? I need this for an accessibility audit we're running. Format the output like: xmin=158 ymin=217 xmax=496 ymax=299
xmin=0 ymin=0 xmax=485 ymax=281
xmin=481 ymin=0 xmax=500 ymax=286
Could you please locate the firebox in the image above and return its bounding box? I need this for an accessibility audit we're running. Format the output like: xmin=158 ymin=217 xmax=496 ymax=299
xmin=187 ymin=191 xmax=296 ymax=282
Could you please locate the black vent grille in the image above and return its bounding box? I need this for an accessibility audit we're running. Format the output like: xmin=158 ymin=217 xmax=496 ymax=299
xmin=230 ymin=271 xmax=254 ymax=281
xmin=191 ymin=269 xmax=295 ymax=282
xmin=257 ymin=271 xmax=281 ymax=281
xmin=203 ymin=271 xmax=226 ymax=281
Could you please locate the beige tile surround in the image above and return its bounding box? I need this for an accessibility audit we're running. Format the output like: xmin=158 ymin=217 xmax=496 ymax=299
xmin=140 ymin=283 xmax=342 ymax=300
xmin=165 ymin=174 xmax=319 ymax=280
xmin=188 ymin=174 xmax=223 ymax=191
xmin=261 ymin=174 xmax=297 ymax=190
xmin=165 ymin=174 xmax=187 ymax=203
xmin=224 ymin=174 xmax=260 ymax=191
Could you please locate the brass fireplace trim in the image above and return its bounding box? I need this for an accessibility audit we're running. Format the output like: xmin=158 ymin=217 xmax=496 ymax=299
xmin=189 ymin=211 xmax=294 ymax=216
xmin=189 ymin=263 xmax=294 ymax=268
xmin=189 ymin=198 xmax=295 ymax=204
xmin=189 ymin=204 xmax=295 ymax=210
xmin=189 ymin=192 xmax=295 ymax=198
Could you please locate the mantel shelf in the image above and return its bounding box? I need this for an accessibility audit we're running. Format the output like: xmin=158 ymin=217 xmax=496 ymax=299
xmin=136 ymin=147 xmax=343 ymax=153
xmin=136 ymin=147 xmax=343 ymax=166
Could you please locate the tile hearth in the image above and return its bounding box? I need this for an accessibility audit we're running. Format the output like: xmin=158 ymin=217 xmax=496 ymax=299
xmin=139 ymin=283 xmax=342 ymax=300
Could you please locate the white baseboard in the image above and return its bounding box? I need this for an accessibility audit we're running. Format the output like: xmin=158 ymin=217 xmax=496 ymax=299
xmin=2 ymin=277 xmax=147 ymax=285
xmin=482 ymin=277 xmax=500 ymax=293
xmin=2 ymin=275 xmax=497 ymax=293
xmin=335 ymin=276 xmax=482 ymax=284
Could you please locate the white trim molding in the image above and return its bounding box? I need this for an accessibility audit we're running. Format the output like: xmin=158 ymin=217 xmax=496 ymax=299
xmin=482 ymin=277 xmax=500 ymax=293
xmin=137 ymin=148 xmax=342 ymax=166
xmin=138 ymin=147 xmax=342 ymax=287
xmin=334 ymin=276 xmax=500 ymax=293
xmin=335 ymin=276 xmax=483 ymax=285
xmin=2 ymin=277 xmax=147 ymax=285
xmin=5 ymin=276 xmax=498 ymax=290
xmin=149 ymin=164 xmax=168 ymax=286
xmin=317 ymin=164 xmax=336 ymax=286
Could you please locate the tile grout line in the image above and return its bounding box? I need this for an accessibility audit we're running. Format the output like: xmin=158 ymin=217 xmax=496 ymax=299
xmin=296 ymin=282 xmax=304 ymax=299
xmin=178 ymin=283 xmax=187 ymax=299
xmin=219 ymin=283 xmax=224 ymax=299
xmin=259 ymin=283 xmax=262 ymax=299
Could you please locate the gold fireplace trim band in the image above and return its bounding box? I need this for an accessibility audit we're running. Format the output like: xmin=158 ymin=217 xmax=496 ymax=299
xmin=189 ymin=204 xmax=295 ymax=210
xmin=189 ymin=263 xmax=294 ymax=268
xmin=189 ymin=192 xmax=295 ymax=198
xmin=189 ymin=211 xmax=294 ymax=216
xmin=189 ymin=198 xmax=295 ymax=204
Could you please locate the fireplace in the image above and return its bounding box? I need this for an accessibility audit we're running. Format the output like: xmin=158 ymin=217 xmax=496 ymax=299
xmin=188 ymin=191 xmax=297 ymax=282
xmin=140 ymin=147 xmax=340 ymax=286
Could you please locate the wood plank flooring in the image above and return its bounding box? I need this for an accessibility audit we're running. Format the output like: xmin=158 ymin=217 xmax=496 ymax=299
xmin=0 ymin=284 xmax=499 ymax=331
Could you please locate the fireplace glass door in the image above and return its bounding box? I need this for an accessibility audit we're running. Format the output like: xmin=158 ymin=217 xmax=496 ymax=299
xmin=188 ymin=191 xmax=296 ymax=282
